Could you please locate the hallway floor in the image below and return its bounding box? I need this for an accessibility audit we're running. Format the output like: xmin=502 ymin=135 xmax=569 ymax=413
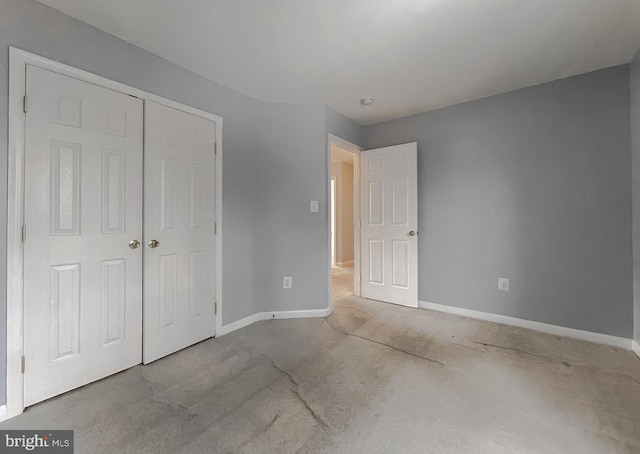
xmin=2 ymin=265 xmax=640 ymax=453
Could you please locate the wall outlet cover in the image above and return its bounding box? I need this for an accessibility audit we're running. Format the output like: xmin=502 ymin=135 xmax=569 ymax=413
xmin=283 ymin=276 xmax=292 ymax=289
xmin=498 ymin=277 xmax=510 ymax=291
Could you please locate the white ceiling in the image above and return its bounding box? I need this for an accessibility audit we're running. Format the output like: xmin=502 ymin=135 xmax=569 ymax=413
xmin=37 ymin=0 xmax=640 ymax=125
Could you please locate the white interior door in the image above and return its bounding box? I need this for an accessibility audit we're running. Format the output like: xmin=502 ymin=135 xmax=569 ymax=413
xmin=360 ymin=143 xmax=418 ymax=307
xmin=23 ymin=65 xmax=144 ymax=406
xmin=143 ymin=100 xmax=216 ymax=364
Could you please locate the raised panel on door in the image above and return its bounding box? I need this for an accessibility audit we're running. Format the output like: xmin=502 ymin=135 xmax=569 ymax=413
xmin=392 ymin=240 xmax=409 ymax=288
xmin=49 ymin=264 xmax=80 ymax=360
xmin=368 ymin=239 xmax=384 ymax=285
xmin=360 ymin=143 xmax=418 ymax=308
xmin=102 ymin=149 xmax=126 ymax=234
xmin=159 ymin=254 xmax=178 ymax=328
xmin=101 ymin=259 xmax=126 ymax=345
xmin=143 ymin=100 xmax=216 ymax=364
xmin=189 ymin=251 xmax=204 ymax=318
xmin=23 ymin=65 xmax=143 ymax=406
xmin=160 ymin=158 xmax=178 ymax=231
xmin=50 ymin=140 xmax=81 ymax=235
xmin=368 ymin=180 xmax=384 ymax=226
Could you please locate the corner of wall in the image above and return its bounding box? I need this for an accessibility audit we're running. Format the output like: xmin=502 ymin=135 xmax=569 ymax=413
xmin=324 ymin=105 xmax=364 ymax=148
xmin=218 ymin=307 xmax=331 ymax=337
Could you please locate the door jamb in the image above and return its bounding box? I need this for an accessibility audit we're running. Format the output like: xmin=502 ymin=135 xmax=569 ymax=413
xmin=330 ymin=176 xmax=337 ymax=266
xmin=6 ymin=47 xmax=224 ymax=419
xmin=327 ymin=134 xmax=363 ymax=311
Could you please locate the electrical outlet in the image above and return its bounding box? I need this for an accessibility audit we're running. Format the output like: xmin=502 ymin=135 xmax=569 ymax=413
xmin=498 ymin=277 xmax=510 ymax=291
xmin=309 ymin=200 xmax=319 ymax=212
xmin=283 ymin=276 xmax=292 ymax=289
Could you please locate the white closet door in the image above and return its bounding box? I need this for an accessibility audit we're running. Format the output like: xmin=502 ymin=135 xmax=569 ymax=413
xmin=143 ymin=101 xmax=216 ymax=364
xmin=360 ymin=143 xmax=418 ymax=308
xmin=23 ymin=65 xmax=144 ymax=406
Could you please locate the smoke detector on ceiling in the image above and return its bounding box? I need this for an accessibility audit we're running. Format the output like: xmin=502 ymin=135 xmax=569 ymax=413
xmin=360 ymin=97 xmax=374 ymax=106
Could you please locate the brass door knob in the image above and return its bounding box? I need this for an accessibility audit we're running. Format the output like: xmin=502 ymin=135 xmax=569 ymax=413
xmin=148 ymin=239 xmax=160 ymax=248
xmin=129 ymin=240 xmax=140 ymax=249
xmin=408 ymin=231 xmax=416 ymax=237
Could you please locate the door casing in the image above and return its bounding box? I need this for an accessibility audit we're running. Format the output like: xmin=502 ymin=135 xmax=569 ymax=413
xmin=6 ymin=47 xmax=223 ymax=419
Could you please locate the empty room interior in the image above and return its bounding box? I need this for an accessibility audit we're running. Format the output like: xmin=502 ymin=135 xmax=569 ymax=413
xmin=1 ymin=0 xmax=640 ymax=452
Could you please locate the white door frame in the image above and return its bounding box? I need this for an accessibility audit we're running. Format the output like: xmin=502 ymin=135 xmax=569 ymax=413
xmin=6 ymin=47 xmax=223 ymax=419
xmin=327 ymin=134 xmax=363 ymax=309
xmin=330 ymin=176 xmax=337 ymax=265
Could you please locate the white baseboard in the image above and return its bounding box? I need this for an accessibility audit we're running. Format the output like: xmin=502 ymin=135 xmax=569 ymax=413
xmin=418 ymin=301 xmax=632 ymax=350
xmin=0 ymin=405 xmax=6 ymax=422
xmin=218 ymin=308 xmax=332 ymax=336
xmin=218 ymin=312 xmax=265 ymax=336
xmin=633 ymin=341 xmax=640 ymax=358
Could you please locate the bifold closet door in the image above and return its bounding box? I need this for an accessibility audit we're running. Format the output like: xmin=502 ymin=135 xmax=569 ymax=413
xmin=143 ymin=100 xmax=217 ymax=364
xmin=23 ymin=65 xmax=144 ymax=406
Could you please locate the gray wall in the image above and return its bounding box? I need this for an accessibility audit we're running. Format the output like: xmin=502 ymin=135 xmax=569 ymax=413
xmin=631 ymin=49 xmax=640 ymax=347
xmin=0 ymin=0 xmax=348 ymax=405
xmin=249 ymin=106 xmax=363 ymax=315
xmin=0 ymin=0 xmax=269 ymax=327
xmin=253 ymin=102 xmax=329 ymax=313
xmin=364 ymin=66 xmax=633 ymax=338
xmin=324 ymin=106 xmax=363 ymax=148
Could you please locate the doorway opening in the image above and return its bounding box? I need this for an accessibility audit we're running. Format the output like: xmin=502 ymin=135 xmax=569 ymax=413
xmin=328 ymin=135 xmax=362 ymax=306
xmin=327 ymin=137 xmax=419 ymax=311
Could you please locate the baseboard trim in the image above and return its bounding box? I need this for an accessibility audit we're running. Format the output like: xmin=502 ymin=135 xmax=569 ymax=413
xmin=218 ymin=308 xmax=332 ymax=336
xmin=418 ymin=301 xmax=632 ymax=349
xmin=633 ymin=341 xmax=640 ymax=358
xmin=217 ymin=312 xmax=265 ymax=336
xmin=0 ymin=405 xmax=6 ymax=422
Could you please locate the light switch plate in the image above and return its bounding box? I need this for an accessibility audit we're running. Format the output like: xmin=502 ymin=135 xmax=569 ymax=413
xmin=283 ymin=276 xmax=292 ymax=288
xmin=310 ymin=200 xmax=319 ymax=212
xmin=498 ymin=277 xmax=510 ymax=291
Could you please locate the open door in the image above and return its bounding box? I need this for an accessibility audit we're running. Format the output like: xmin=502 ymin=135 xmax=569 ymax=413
xmin=360 ymin=143 xmax=418 ymax=307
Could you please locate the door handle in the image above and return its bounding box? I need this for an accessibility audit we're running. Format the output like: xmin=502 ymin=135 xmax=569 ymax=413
xmin=148 ymin=239 xmax=160 ymax=248
xmin=129 ymin=240 xmax=141 ymax=249
xmin=408 ymin=231 xmax=416 ymax=237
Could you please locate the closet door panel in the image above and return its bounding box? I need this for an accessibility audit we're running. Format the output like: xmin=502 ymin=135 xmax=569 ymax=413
xmin=143 ymin=100 xmax=216 ymax=364
xmin=23 ymin=65 xmax=143 ymax=406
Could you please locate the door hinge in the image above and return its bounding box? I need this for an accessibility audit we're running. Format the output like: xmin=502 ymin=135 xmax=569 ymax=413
xmin=214 ymin=142 xmax=218 ymax=155
xmin=214 ymin=223 xmax=217 ymax=234
xmin=214 ymin=302 xmax=218 ymax=314
xmin=21 ymin=225 xmax=26 ymax=243
xmin=21 ymin=356 xmax=25 ymax=374
xmin=23 ymin=95 xmax=27 ymax=114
